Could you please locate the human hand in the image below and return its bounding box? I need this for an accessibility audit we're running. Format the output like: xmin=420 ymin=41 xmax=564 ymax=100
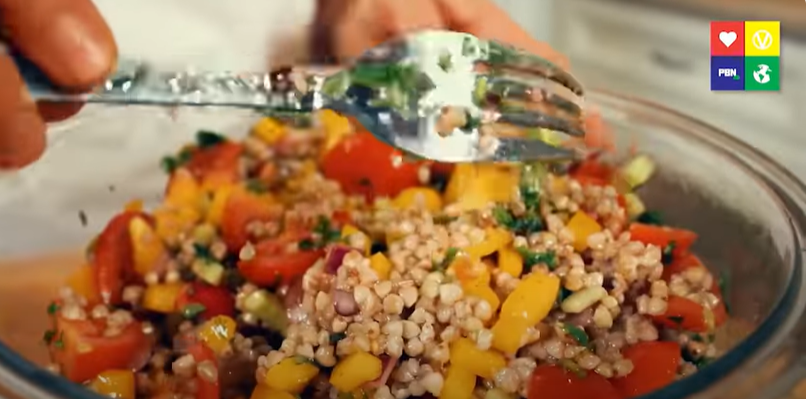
xmin=0 ymin=0 xmax=116 ymax=168
xmin=313 ymin=0 xmax=569 ymax=70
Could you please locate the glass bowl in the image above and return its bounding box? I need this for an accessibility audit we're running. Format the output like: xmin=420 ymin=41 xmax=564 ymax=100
xmin=0 ymin=91 xmax=803 ymax=399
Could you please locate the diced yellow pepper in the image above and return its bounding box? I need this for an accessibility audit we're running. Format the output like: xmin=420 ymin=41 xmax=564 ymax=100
xmin=341 ymin=225 xmax=371 ymax=256
xmin=392 ymin=187 xmax=443 ymax=212
xmin=449 ymin=256 xmax=488 ymax=284
xmin=198 ymin=315 xmax=237 ymax=355
xmin=123 ymin=199 xmax=144 ymax=213
xmin=165 ymin=168 xmax=202 ymax=209
xmin=206 ymin=184 xmax=236 ymax=226
xmin=129 ymin=217 xmax=167 ymax=276
xmin=566 ymin=211 xmax=603 ymax=252
xmin=497 ymin=248 xmax=522 ymax=278
xmin=329 ymin=352 xmax=383 ymax=393
xmin=142 ymin=283 xmax=184 ymax=314
xmin=250 ymin=384 xmax=297 ymax=399
xmin=465 ymin=228 xmax=512 ymax=259
xmin=440 ymin=364 xmax=476 ymax=399
xmin=66 ymin=265 xmax=101 ymax=305
xmin=491 ymin=272 xmax=559 ymax=354
xmin=89 ymin=369 xmax=135 ymax=399
xmin=154 ymin=207 xmax=201 ymax=242
xmin=462 ymin=279 xmax=500 ymax=313
xmin=449 ymin=338 xmax=507 ymax=379
xmin=490 ymin=317 xmax=534 ymax=355
xmin=444 ymin=164 xmax=520 ymax=211
xmin=252 ymin=117 xmax=287 ymax=144
xmin=319 ymin=109 xmax=353 ymax=155
xmin=265 ymin=358 xmax=319 ymax=394
xmin=369 ymin=253 xmax=393 ymax=279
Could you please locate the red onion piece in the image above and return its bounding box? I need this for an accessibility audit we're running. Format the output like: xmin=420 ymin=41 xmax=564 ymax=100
xmin=333 ymin=289 xmax=359 ymax=316
xmin=283 ymin=275 xmax=304 ymax=309
xmin=365 ymin=355 xmax=399 ymax=388
xmin=325 ymin=245 xmax=353 ymax=274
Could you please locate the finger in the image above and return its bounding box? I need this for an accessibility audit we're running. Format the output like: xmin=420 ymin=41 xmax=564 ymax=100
xmin=0 ymin=54 xmax=46 ymax=168
xmin=0 ymin=0 xmax=116 ymax=90
xmin=37 ymin=101 xmax=84 ymax=122
xmin=433 ymin=0 xmax=569 ymax=70
xmin=333 ymin=0 xmax=444 ymax=60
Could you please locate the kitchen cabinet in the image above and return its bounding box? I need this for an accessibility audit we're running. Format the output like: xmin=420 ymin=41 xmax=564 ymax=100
xmin=546 ymin=0 xmax=806 ymax=181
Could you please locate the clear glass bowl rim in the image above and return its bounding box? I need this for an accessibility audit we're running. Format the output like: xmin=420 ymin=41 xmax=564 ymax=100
xmin=0 ymin=90 xmax=804 ymax=399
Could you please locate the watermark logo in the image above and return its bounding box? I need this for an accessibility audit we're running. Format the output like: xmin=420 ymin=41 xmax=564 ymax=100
xmin=710 ymin=21 xmax=780 ymax=91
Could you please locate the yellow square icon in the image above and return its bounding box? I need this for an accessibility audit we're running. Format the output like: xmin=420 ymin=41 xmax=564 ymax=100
xmin=745 ymin=21 xmax=780 ymax=56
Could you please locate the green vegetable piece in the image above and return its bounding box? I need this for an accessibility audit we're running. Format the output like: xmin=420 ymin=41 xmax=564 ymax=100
xmin=620 ymin=154 xmax=656 ymax=189
xmin=516 ymin=247 xmax=557 ymax=272
xmin=484 ymin=388 xmax=516 ymax=399
xmin=438 ymin=51 xmax=453 ymax=72
xmin=242 ymin=290 xmax=289 ymax=334
xmin=562 ymin=323 xmax=590 ymax=346
xmin=195 ymin=130 xmax=227 ymax=148
xmin=329 ymin=332 xmax=347 ymax=344
xmin=192 ymin=259 xmax=226 ymax=286
xmin=662 ymin=241 xmax=676 ymax=265
xmin=637 ymin=211 xmax=664 ymax=226
xmin=42 ymin=329 xmax=56 ymax=345
xmin=47 ymin=302 xmax=59 ymax=315
xmin=434 ymin=247 xmax=459 ymax=272
xmin=181 ymin=303 xmax=207 ymax=319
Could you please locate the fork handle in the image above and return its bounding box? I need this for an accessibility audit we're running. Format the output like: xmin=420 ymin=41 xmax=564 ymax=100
xmin=10 ymin=49 xmax=341 ymax=110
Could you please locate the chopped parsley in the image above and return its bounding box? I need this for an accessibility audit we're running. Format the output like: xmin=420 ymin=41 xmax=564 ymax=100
xmin=42 ymin=329 xmax=56 ymax=345
xmin=562 ymin=323 xmax=590 ymax=347
xmin=437 ymin=51 xmax=453 ymax=72
xmin=181 ymin=303 xmax=207 ymax=319
xmin=193 ymin=243 xmax=213 ymax=260
xmin=299 ymin=216 xmax=342 ymax=250
xmin=557 ymin=287 xmax=572 ymax=306
xmin=492 ymin=206 xmax=544 ymax=236
xmin=637 ymin=211 xmax=664 ymax=226
xmin=52 ymin=331 xmax=65 ymax=349
xmin=160 ymin=147 xmax=193 ymax=173
xmin=329 ymin=332 xmax=347 ymax=344
xmin=460 ymin=112 xmax=480 ymax=132
xmin=433 ymin=247 xmax=459 ymax=272
xmin=516 ymin=247 xmax=557 ymax=272
xmin=293 ymin=355 xmax=316 ymax=365
xmin=46 ymin=302 xmax=59 ymax=315
xmin=195 ymin=130 xmax=227 ymax=148
xmin=662 ymin=241 xmax=676 ymax=265
xmin=681 ymin=346 xmax=714 ymax=369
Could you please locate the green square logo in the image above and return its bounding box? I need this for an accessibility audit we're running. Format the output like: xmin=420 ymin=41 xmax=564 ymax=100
xmin=744 ymin=56 xmax=780 ymax=91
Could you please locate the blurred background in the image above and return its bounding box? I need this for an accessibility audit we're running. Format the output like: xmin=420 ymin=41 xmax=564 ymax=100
xmin=495 ymin=0 xmax=806 ymax=182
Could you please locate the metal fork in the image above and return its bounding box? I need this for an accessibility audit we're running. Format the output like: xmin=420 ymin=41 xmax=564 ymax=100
xmin=11 ymin=30 xmax=585 ymax=163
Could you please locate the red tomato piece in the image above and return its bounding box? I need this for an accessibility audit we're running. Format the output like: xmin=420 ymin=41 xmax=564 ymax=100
xmin=652 ymin=295 xmax=712 ymax=332
xmin=528 ymin=364 xmax=622 ymax=399
xmin=629 ymin=223 xmax=697 ymax=258
xmin=49 ymin=315 xmax=152 ymax=383
xmin=187 ymin=342 xmax=220 ymax=399
xmin=186 ymin=141 xmax=242 ymax=186
xmin=570 ymin=158 xmax=614 ymax=186
xmin=661 ymin=253 xmax=728 ymax=329
xmin=220 ymin=189 xmax=281 ymax=252
xmin=176 ymin=282 xmax=235 ymax=321
xmin=612 ymin=341 xmax=681 ymax=398
xmin=94 ymin=211 xmax=150 ymax=304
xmin=238 ymin=238 xmax=324 ymax=286
xmin=321 ymin=132 xmax=422 ymax=200
xmin=583 ymin=108 xmax=616 ymax=152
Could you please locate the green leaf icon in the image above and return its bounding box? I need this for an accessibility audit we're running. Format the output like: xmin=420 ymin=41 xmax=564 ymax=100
xmin=733 ymin=75 xmax=740 ymax=80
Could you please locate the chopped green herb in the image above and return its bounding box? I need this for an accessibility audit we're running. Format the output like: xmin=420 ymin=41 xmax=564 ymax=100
xmin=160 ymin=155 xmax=179 ymax=173
xmin=293 ymin=355 xmax=316 ymax=365
xmin=437 ymin=52 xmax=453 ymax=72
xmin=461 ymin=112 xmax=481 ymax=132
xmin=520 ymin=185 xmax=541 ymax=212
xmin=516 ymin=247 xmax=557 ymax=272
xmin=47 ymin=302 xmax=59 ymax=315
xmin=314 ymin=216 xmax=342 ymax=244
xmin=562 ymin=323 xmax=590 ymax=346
xmin=667 ymin=316 xmax=684 ymax=325
xmin=560 ymin=358 xmax=587 ymax=379
xmin=662 ymin=241 xmax=676 ymax=265
xmin=181 ymin=303 xmax=207 ymax=319
xmin=42 ymin=329 xmax=56 ymax=345
xmin=557 ymin=287 xmax=572 ymax=306
xmin=694 ymin=357 xmax=714 ymax=368
xmin=434 ymin=247 xmax=459 ymax=272
xmin=52 ymin=331 xmax=65 ymax=349
xmin=492 ymin=206 xmax=515 ymax=226
xmin=193 ymin=243 xmax=213 ymax=260
xmin=195 ymin=130 xmax=227 ymax=148
xmin=492 ymin=206 xmax=544 ymax=236
xmin=329 ymin=332 xmax=347 ymax=344
xmin=637 ymin=211 xmax=664 ymax=226
xmin=298 ymin=239 xmax=317 ymax=251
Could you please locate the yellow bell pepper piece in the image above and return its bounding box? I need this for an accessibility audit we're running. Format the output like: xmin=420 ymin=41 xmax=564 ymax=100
xmin=265 ymin=358 xmax=320 ymax=393
xmin=129 ymin=217 xmax=167 ymax=276
xmin=497 ymin=248 xmax=522 ymax=278
xmin=369 ymin=253 xmax=393 ymax=279
xmin=252 ymin=117 xmax=287 ymax=144
xmin=66 ymin=265 xmax=100 ymax=305
xmin=154 ymin=207 xmax=201 ymax=242
xmin=440 ymin=365 xmax=476 ymax=399
xmin=89 ymin=369 xmax=135 ymax=399
xmin=342 ymin=225 xmax=371 ymax=256
xmin=329 ymin=352 xmax=383 ymax=393
xmin=206 ymin=184 xmax=236 ymax=226
xmin=319 ymin=109 xmax=353 ymax=155
xmin=142 ymin=283 xmax=183 ymax=314
xmin=449 ymin=256 xmax=486 ymax=284
xmin=566 ymin=211 xmax=603 ymax=252
xmin=449 ymin=338 xmax=506 ymax=379
xmin=250 ymin=384 xmax=297 ymax=399
xmin=123 ymin=199 xmax=144 ymax=213
xmin=165 ymin=168 xmax=202 ymax=209
xmin=462 ymin=279 xmax=500 ymax=313
xmin=491 ymin=272 xmax=560 ymax=354
xmin=444 ymin=164 xmax=520 ymax=211
xmin=198 ymin=315 xmax=237 ymax=355
xmin=392 ymin=187 xmax=443 ymax=212
xmin=465 ymin=228 xmax=512 ymax=259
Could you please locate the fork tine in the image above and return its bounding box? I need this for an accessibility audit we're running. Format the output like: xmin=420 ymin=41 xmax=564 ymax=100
xmin=495 ymin=110 xmax=585 ymax=137
xmin=484 ymin=75 xmax=583 ymax=119
xmin=482 ymin=40 xmax=584 ymax=96
xmin=491 ymin=137 xmax=576 ymax=162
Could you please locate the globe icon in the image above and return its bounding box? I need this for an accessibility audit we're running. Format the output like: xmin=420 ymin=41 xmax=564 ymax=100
xmin=753 ymin=64 xmax=771 ymax=84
